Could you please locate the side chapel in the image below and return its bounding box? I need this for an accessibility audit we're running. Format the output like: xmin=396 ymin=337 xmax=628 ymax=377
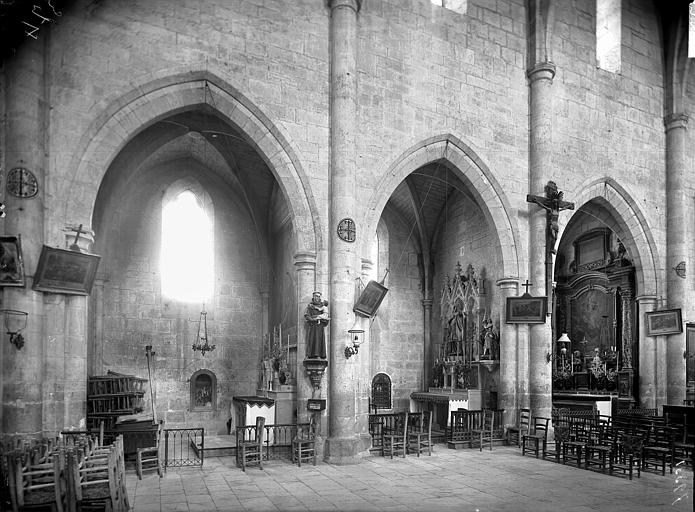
xmin=0 ymin=0 xmax=694 ymax=465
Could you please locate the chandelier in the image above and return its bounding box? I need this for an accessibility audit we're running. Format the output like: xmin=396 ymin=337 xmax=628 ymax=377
xmin=192 ymin=305 xmax=216 ymax=356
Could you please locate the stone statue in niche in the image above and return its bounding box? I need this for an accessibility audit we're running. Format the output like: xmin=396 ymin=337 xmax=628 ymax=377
xmin=305 ymin=291 xmax=329 ymax=359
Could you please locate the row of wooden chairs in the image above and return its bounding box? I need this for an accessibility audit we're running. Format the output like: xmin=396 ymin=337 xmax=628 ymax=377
xmin=516 ymin=409 xmax=691 ymax=480
xmin=382 ymin=411 xmax=433 ymax=458
xmin=2 ymin=434 xmax=129 ymax=512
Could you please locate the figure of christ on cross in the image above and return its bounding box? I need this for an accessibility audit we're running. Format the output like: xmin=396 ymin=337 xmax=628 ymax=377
xmin=526 ymin=181 xmax=574 ymax=296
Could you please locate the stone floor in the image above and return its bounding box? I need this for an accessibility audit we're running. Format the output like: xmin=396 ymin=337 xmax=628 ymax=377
xmin=126 ymin=446 xmax=693 ymax=512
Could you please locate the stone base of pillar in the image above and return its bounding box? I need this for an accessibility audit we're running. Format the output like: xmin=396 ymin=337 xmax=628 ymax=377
xmin=324 ymin=434 xmax=370 ymax=464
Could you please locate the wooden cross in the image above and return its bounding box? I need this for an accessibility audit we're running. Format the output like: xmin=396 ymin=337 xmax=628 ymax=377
xmin=521 ymin=279 xmax=533 ymax=295
xmin=527 ymin=181 xmax=574 ymax=297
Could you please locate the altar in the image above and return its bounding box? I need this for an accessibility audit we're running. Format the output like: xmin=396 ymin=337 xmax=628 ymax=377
xmin=412 ymin=263 xmax=499 ymax=431
xmin=232 ymin=395 xmax=275 ymax=442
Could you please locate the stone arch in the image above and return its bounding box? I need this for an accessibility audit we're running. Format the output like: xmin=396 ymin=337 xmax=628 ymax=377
xmin=564 ymin=178 xmax=659 ymax=296
xmin=361 ymin=134 xmax=521 ymax=280
xmin=61 ymin=70 xmax=318 ymax=255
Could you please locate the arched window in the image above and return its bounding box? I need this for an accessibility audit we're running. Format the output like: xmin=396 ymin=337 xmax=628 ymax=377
xmin=161 ymin=184 xmax=214 ymax=303
xmin=371 ymin=373 xmax=392 ymax=411
xmin=596 ymin=0 xmax=621 ymax=73
xmin=190 ymin=369 xmax=217 ymax=411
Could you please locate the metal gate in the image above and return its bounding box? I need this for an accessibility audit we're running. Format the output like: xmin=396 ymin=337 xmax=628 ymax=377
xmin=164 ymin=428 xmax=204 ymax=468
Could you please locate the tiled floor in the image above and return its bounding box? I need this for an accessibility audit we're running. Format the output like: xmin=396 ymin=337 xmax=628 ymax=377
xmin=127 ymin=446 xmax=693 ymax=512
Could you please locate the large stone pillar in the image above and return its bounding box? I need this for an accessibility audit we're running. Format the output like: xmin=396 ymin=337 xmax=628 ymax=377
xmin=526 ymin=62 xmax=556 ymax=420
xmin=497 ymin=278 xmax=519 ymax=428
xmin=664 ymin=114 xmax=688 ymax=405
xmin=637 ymin=295 xmax=658 ymax=409
xmin=294 ymin=252 xmax=317 ymax=424
xmin=326 ymin=0 xmax=362 ymax=464
xmin=2 ymin=42 xmax=47 ymax=437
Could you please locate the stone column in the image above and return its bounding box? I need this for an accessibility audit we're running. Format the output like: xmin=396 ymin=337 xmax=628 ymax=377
xmin=422 ymin=298 xmax=433 ymax=391
xmin=526 ymin=62 xmax=556 ymax=421
xmin=664 ymin=114 xmax=688 ymax=405
xmin=2 ymin=41 xmax=47 ymax=437
xmin=294 ymin=252 xmax=317 ymax=424
xmin=637 ymin=295 xmax=657 ymax=409
xmin=326 ymin=0 xmax=362 ymax=464
xmin=497 ymin=278 xmax=519 ymax=428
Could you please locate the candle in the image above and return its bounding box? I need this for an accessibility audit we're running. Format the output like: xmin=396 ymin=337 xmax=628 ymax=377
xmin=287 ymin=334 xmax=290 ymax=360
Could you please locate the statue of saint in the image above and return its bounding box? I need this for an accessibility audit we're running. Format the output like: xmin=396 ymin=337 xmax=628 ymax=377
xmin=305 ymin=291 xmax=329 ymax=359
xmin=480 ymin=317 xmax=498 ymax=360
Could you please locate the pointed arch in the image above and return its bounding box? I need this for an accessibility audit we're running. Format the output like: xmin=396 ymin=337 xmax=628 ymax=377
xmin=360 ymin=134 xmax=521 ymax=280
xmin=59 ymin=69 xmax=319 ymax=256
xmin=564 ymin=178 xmax=659 ymax=296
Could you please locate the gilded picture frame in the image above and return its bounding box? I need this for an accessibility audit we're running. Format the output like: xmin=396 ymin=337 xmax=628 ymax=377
xmin=32 ymin=245 xmax=101 ymax=295
xmin=505 ymin=296 xmax=548 ymax=324
xmin=644 ymin=309 xmax=683 ymax=337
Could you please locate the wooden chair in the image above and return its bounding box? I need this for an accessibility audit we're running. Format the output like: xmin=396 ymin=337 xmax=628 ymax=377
xmin=642 ymin=425 xmax=674 ymax=475
xmin=67 ymin=435 xmax=128 ymax=512
xmin=544 ymin=421 xmax=571 ymax=463
xmin=382 ymin=412 xmax=408 ymax=459
xmin=9 ymin=450 xmax=65 ymax=512
xmin=507 ymin=408 xmax=531 ymax=447
xmin=408 ymin=411 xmax=433 ymax=456
xmin=471 ymin=409 xmax=495 ymax=451
xmin=585 ymin=424 xmax=616 ymax=473
xmin=237 ymin=416 xmax=265 ymax=471
xmin=562 ymin=421 xmax=591 ymax=468
xmin=609 ymin=433 xmax=643 ymax=480
xmin=522 ymin=417 xmax=549 ymax=458
xmin=292 ymin=422 xmax=316 ymax=467
xmin=136 ymin=421 xmax=163 ymax=479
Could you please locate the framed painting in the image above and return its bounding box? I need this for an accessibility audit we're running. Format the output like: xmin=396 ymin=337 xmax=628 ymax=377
xmin=32 ymin=245 xmax=101 ymax=295
xmin=506 ymin=295 xmax=547 ymax=324
xmin=0 ymin=235 xmax=25 ymax=287
xmin=353 ymin=280 xmax=388 ymax=318
xmin=645 ymin=309 xmax=683 ymax=336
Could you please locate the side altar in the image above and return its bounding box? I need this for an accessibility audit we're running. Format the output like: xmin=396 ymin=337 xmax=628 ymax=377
xmin=411 ymin=263 xmax=499 ymax=431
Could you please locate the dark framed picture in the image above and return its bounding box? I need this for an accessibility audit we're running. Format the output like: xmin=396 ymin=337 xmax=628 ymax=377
xmin=0 ymin=235 xmax=25 ymax=287
xmin=645 ymin=309 xmax=683 ymax=336
xmin=32 ymin=245 xmax=101 ymax=295
xmin=505 ymin=296 xmax=547 ymax=324
xmin=353 ymin=280 xmax=388 ymax=318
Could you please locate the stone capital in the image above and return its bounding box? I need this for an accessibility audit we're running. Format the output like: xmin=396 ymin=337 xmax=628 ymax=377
xmin=329 ymin=0 xmax=360 ymax=13
xmin=526 ymin=62 xmax=556 ymax=83
xmin=634 ymin=294 xmax=658 ymax=305
xmin=496 ymin=277 xmax=520 ymax=290
xmin=421 ymin=299 xmax=433 ymax=308
xmin=294 ymin=252 xmax=317 ymax=271
xmin=664 ymin=113 xmax=688 ymax=132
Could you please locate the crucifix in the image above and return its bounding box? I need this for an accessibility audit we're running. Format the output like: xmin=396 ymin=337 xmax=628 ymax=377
xmin=527 ymin=181 xmax=574 ymax=297
xmin=521 ymin=279 xmax=533 ymax=296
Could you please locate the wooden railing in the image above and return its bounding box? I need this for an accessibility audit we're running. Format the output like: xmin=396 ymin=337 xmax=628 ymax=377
xmin=447 ymin=409 xmax=504 ymax=447
xmin=235 ymin=423 xmax=311 ymax=461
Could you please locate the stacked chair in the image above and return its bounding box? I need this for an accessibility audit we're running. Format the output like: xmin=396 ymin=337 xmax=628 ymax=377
xmin=1 ymin=433 xmax=129 ymax=512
